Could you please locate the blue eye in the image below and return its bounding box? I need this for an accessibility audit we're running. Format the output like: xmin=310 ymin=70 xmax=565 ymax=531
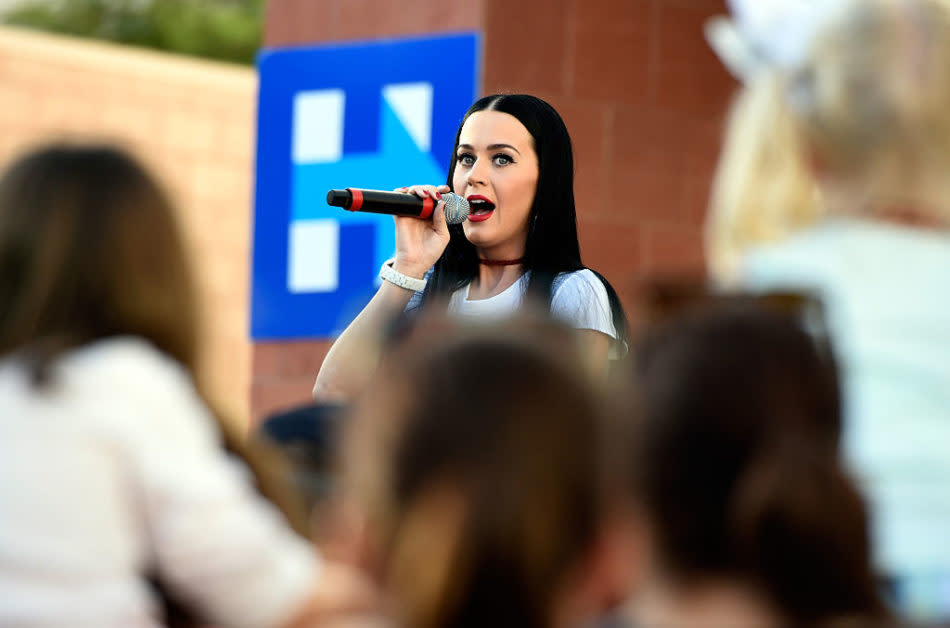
xmin=493 ymin=153 xmax=514 ymax=166
xmin=456 ymin=153 xmax=475 ymax=166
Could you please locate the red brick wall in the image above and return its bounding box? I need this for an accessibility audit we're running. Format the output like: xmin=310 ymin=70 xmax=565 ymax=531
xmin=253 ymin=0 xmax=736 ymax=422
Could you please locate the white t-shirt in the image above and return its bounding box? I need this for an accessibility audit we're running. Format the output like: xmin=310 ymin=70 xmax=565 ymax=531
xmin=0 ymin=337 xmax=318 ymax=628
xmin=741 ymin=218 xmax=950 ymax=585
xmin=410 ymin=269 xmax=622 ymax=357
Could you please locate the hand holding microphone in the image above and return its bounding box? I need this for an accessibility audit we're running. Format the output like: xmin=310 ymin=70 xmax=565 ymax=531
xmin=327 ymin=184 xmax=463 ymax=280
xmin=326 ymin=186 xmax=470 ymax=224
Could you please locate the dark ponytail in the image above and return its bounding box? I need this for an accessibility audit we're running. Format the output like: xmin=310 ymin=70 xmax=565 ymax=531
xmin=631 ymin=304 xmax=888 ymax=625
xmin=730 ymin=440 xmax=886 ymax=624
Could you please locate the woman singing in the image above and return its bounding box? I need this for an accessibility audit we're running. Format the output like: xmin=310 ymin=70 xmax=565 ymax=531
xmin=314 ymin=94 xmax=629 ymax=402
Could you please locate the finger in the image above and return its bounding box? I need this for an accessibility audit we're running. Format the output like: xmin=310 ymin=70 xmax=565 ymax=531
xmin=431 ymin=198 xmax=449 ymax=234
xmin=393 ymin=186 xmax=408 ymax=193
xmin=437 ymin=184 xmax=451 ymax=193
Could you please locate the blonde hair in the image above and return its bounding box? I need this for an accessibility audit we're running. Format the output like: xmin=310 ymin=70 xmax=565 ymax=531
xmin=706 ymin=72 xmax=819 ymax=283
xmin=707 ymin=0 xmax=950 ymax=283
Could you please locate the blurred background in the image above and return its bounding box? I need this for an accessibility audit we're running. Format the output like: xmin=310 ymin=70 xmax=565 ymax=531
xmin=0 ymin=0 xmax=734 ymax=426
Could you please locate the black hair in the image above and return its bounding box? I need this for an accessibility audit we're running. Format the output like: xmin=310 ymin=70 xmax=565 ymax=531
xmin=420 ymin=94 xmax=629 ymax=352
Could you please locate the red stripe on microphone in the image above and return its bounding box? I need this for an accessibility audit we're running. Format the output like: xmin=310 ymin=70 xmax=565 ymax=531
xmin=348 ymin=188 xmax=363 ymax=211
xmin=419 ymin=196 xmax=434 ymax=219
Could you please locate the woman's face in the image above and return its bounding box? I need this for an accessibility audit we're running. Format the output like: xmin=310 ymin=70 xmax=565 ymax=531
xmin=453 ymin=110 xmax=539 ymax=258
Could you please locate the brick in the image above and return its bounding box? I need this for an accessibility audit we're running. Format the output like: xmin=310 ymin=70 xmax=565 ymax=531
xmin=0 ymin=85 xmax=35 ymax=127
xmin=158 ymin=111 xmax=221 ymax=156
xmin=266 ymin=0 xmax=484 ymax=50
xmin=603 ymin=105 xmax=724 ymax=226
xmin=187 ymin=162 xmax=252 ymax=208
xmin=569 ymin=8 xmax=651 ymax=105
xmin=653 ymin=2 xmax=736 ymax=117
xmin=578 ymin=217 xmax=642 ymax=281
xmin=253 ymin=340 xmax=331 ymax=379
xmin=336 ymin=0 xmax=402 ymax=39
xmin=602 ymin=107 xmax=688 ymax=224
xmin=100 ymin=104 xmax=163 ymax=146
xmin=552 ymin=97 xmax=611 ymax=211
xmin=641 ymin=223 xmax=706 ymax=275
xmin=265 ymin=0 xmax=338 ymax=46
xmin=251 ymin=376 xmax=324 ymax=426
xmin=574 ymin=0 xmax=651 ymax=28
xmin=483 ymin=0 xmax=569 ymax=95
xmin=334 ymin=0 xmax=483 ymax=41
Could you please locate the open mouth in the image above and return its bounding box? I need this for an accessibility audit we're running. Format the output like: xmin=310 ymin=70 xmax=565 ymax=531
xmin=467 ymin=195 xmax=495 ymax=222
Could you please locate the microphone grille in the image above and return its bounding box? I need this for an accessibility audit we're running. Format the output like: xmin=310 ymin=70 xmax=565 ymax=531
xmin=442 ymin=193 xmax=470 ymax=225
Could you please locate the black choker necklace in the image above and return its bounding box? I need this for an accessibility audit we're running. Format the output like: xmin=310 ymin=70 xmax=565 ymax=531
xmin=478 ymin=257 xmax=525 ymax=266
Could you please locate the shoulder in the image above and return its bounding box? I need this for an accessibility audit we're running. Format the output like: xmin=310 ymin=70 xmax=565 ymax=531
xmin=549 ymin=269 xmax=616 ymax=335
xmin=552 ymin=269 xmax=610 ymax=304
xmin=56 ymin=337 xmax=216 ymax=442
xmin=60 ymin=336 xmax=193 ymax=397
xmin=741 ymin=221 xmax=854 ymax=290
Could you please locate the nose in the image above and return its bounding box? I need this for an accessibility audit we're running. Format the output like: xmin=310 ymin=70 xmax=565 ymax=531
xmin=464 ymin=157 xmax=489 ymax=188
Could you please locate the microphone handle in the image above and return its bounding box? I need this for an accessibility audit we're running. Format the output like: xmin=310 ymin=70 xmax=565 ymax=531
xmin=341 ymin=188 xmax=435 ymax=219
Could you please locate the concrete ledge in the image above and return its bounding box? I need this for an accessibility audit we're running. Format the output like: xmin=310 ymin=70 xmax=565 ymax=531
xmin=0 ymin=24 xmax=255 ymax=90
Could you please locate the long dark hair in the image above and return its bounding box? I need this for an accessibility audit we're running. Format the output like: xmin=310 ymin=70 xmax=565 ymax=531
xmin=630 ymin=305 xmax=887 ymax=625
xmin=421 ymin=94 xmax=629 ymax=349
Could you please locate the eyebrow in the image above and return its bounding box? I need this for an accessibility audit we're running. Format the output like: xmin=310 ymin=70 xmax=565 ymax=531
xmin=458 ymin=143 xmax=522 ymax=155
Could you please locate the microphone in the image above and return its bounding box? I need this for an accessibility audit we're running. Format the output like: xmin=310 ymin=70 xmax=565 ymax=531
xmin=326 ymin=188 xmax=470 ymax=225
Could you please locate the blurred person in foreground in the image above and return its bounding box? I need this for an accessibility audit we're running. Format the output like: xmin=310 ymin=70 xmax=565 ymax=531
xmin=705 ymin=0 xmax=950 ymax=615
xmin=337 ymin=313 xmax=641 ymax=628
xmin=0 ymin=144 xmax=375 ymax=627
xmin=624 ymin=300 xmax=890 ymax=628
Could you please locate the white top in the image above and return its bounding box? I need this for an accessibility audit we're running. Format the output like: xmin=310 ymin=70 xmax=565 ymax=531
xmin=741 ymin=218 xmax=950 ymax=580
xmin=0 ymin=338 xmax=318 ymax=628
xmin=410 ymin=269 xmax=621 ymax=356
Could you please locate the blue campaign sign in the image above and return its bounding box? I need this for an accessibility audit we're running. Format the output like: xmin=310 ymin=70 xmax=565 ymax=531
xmin=251 ymin=33 xmax=480 ymax=339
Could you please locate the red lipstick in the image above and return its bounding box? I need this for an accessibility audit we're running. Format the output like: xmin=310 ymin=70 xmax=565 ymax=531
xmin=466 ymin=195 xmax=495 ymax=222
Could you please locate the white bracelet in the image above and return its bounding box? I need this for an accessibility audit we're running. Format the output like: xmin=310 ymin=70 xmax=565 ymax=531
xmin=379 ymin=259 xmax=427 ymax=292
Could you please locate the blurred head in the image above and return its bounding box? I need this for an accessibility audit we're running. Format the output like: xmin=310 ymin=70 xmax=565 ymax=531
xmin=0 ymin=142 xmax=311 ymax=538
xmin=706 ymin=0 xmax=950 ymax=282
xmin=343 ymin=315 xmax=636 ymax=628
xmin=0 ymin=143 xmax=198 ymax=376
xmin=628 ymin=304 xmax=886 ymax=625
xmin=790 ymin=0 xmax=950 ymax=212
xmin=705 ymin=72 xmax=821 ymax=283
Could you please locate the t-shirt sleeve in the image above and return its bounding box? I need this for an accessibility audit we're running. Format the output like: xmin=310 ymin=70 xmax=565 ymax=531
xmin=104 ymin=343 xmax=319 ymax=628
xmin=550 ymin=270 xmax=619 ymax=343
